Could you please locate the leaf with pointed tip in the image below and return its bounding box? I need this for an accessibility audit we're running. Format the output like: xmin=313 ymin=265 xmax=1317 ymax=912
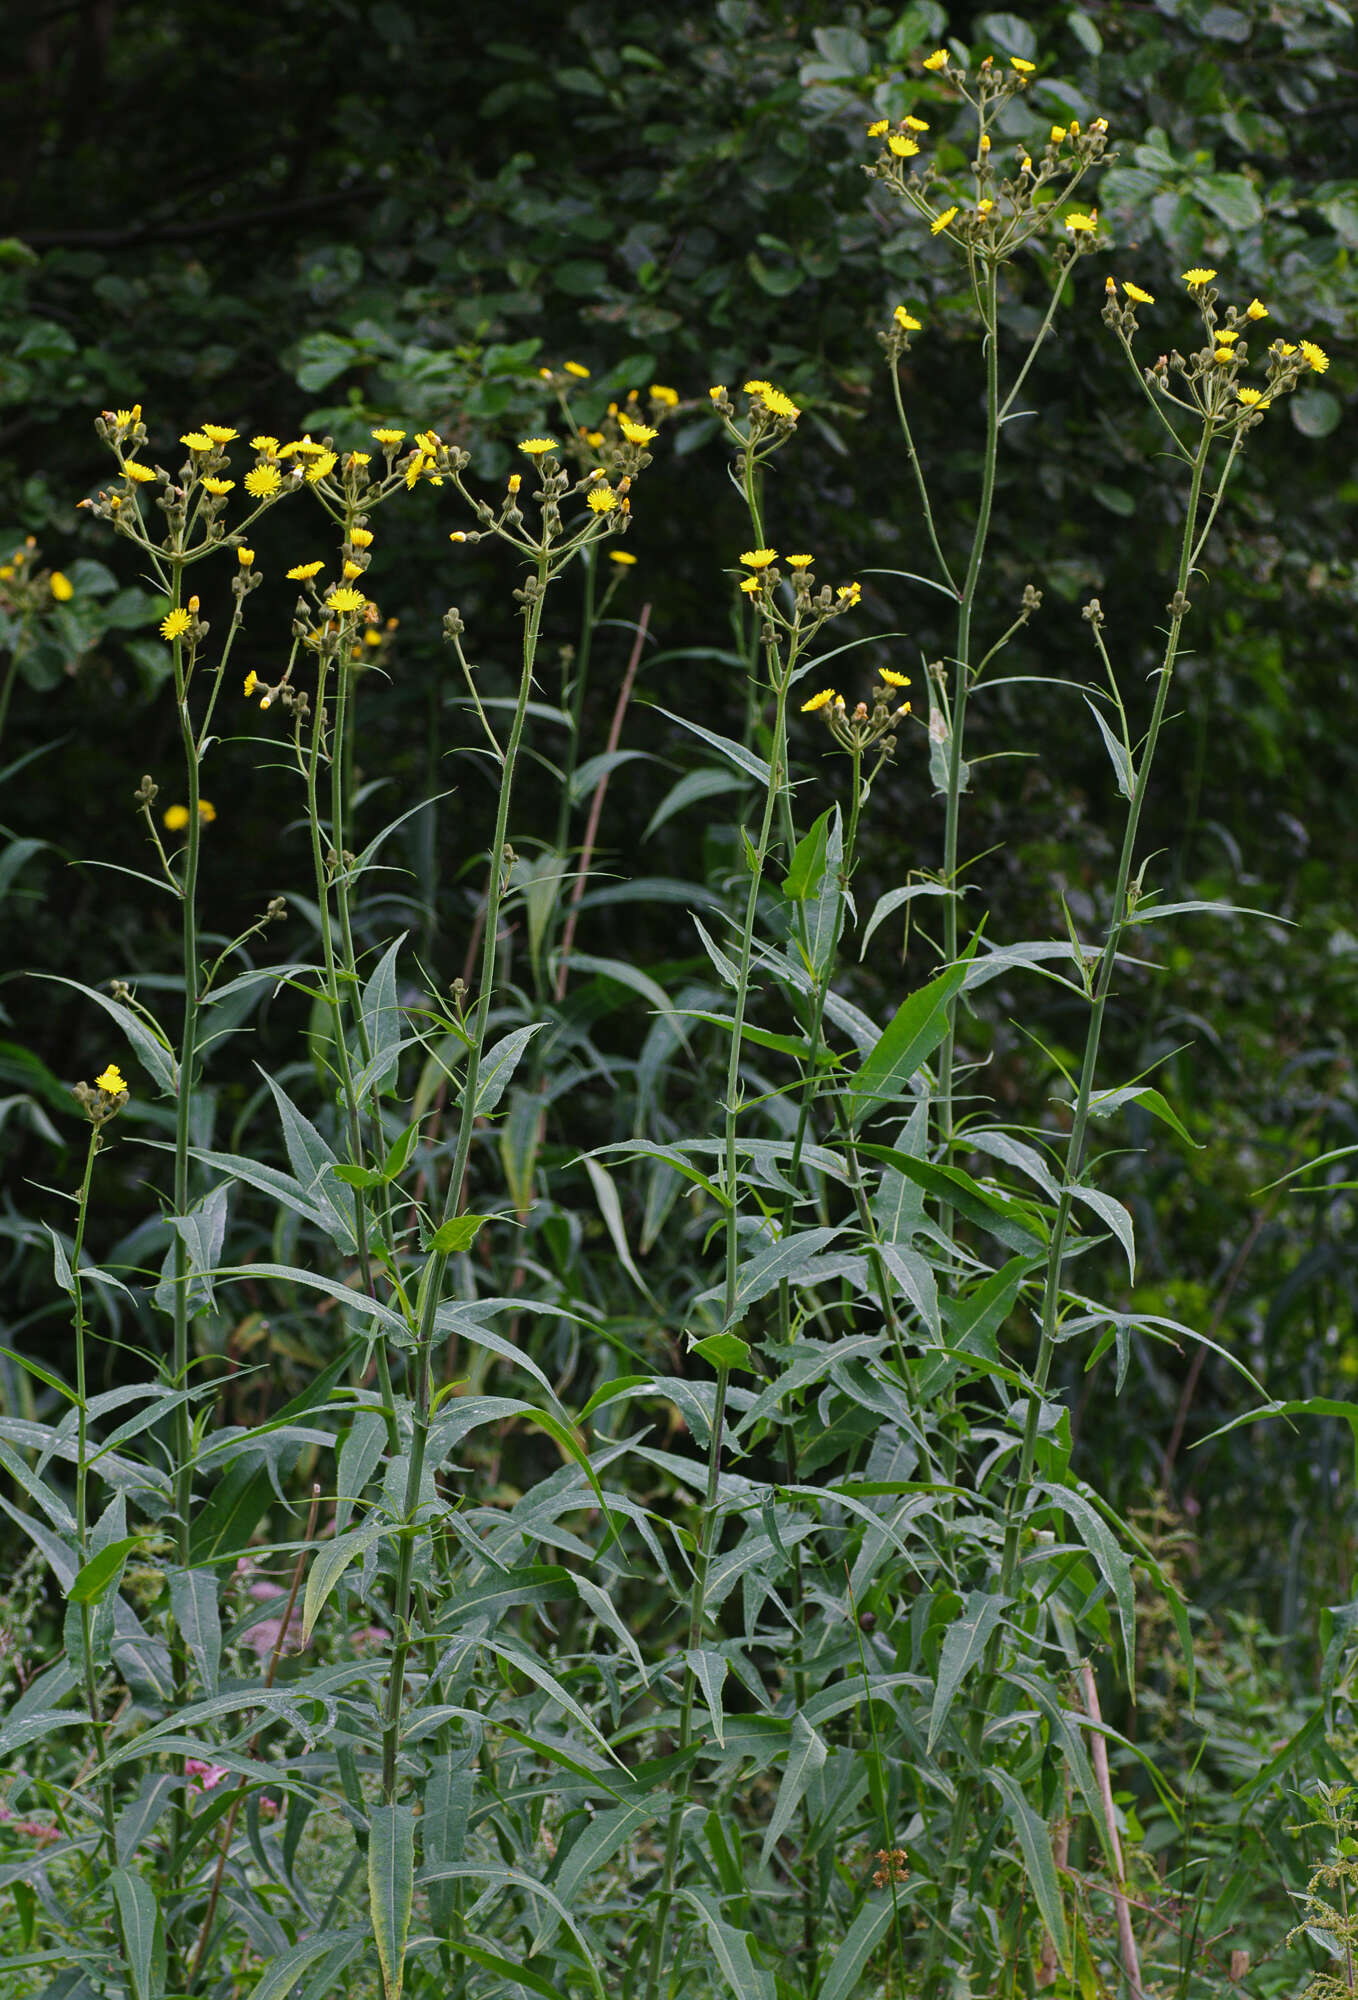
xmin=369 ymin=1803 xmax=415 ymax=2000
xmin=928 ymin=1591 xmax=1006 ymax=1751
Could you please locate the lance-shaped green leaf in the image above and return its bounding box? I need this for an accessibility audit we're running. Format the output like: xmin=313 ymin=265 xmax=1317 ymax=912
xmin=303 ymin=1518 xmax=390 ymax=1645
xmin=369 ymin=1803 xmax=416 ymax=2000
xmin=759 ymin=1711 xmax=827 ymax=1864
xmin=110 ymin=1866 xmax=159 ymax=2000
xmin=987 ymin=1768 xmax=1071 ymax=1972
xmin=849 ymin=952 xmax=973 ymax=1130
xmin=927 ymin=1590 xmax=1007 ymax=1751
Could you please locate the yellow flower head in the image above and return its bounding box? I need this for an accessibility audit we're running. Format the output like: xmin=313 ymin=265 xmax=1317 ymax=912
xmin=608 ymin=550 xmax=637 ymax=565
xmin=1010 ymin=56 xmax=1036 ymax=73
xmin=1236 ymin=387 xmax=1270 ymax=408
xmin=180 ymin=432 xmax=213 ymax=453
xmin=95 ymin=1064 xmax=127 ymax=1095
xmin=160 ymin=607 xmax=191 ymax=641
xmin=326 ymin=586 xmax=366 ymax=613
xmin=741 ymin=548 xmax=778 ymax=569
xmin=201 ymin=424 xmax=238 ymax=444
xmin=198 ymin=799 xmax=216 ymax=823
xmin=931 ymin=206 xmax=959 ymax=235
xmin=837 ymin=581 xmax=862 ymax=606
xmin=743 ymin=378 xmax=772 ymax=396
xmin=1050 ymin=125 xmax=1068 ymax=144
xmin=1300 ymin=340 xmax=1330 ymax=373
xmin=739 ymin=576 xmax=763 ymax=596
xmin=237 ymin=547 xmax=255 ymax=566
xmin=1182 ymin=267 xmax=1217 ymax=286
xmin=518 ymin=436 xmax=559 ymax=456
xmin=888 ymin=135 xmax=919 ymax=158
xmin=564 ymin=360 xmax=591 ymax=378
xmin=786 ymin=554 xmax=814 ymax=568
xmin=244 ymin=670 xmax=258 ymax=697
xmin=801 ymin=688 xmax=837 ymax=712
xmin=113 ymin=408 xmax=140 ymax=427
xmin=922 ymin=49 xmax=949 ymax=71
xmin=649 ymin=383 xmax=679 ymax=406
xmin=287 ymin=561 xmax=325 ymax=581
xmin=163 ymin=804 xmax=190 ymax=831
xmin=200 ymin=476 xmax=234 ymax=495
xmin=905 ymin=115 xmax=929 ymax=131
xmin=123 ymin=461 xmax=157 ymax=484
xmin=289 ymin=436 xmax=328 ymax=457
xmin=708 ymin=385 xmax=727 ymax=402
xmin=618 ymin=415 xmax=658 ymax=445
xmin=250 ymin=435 xmax=280 ymax=455
xmin=49 ymin=571 xmax=74 ymax=602
xmin=304 ymin=450 xmax=338 ymax=483
xmin=894 ymin=306 xmax=922 ymax=332
xmin=1065 ymin=210 xmax=1097 ymax=235
xmin=1122 ymin=281 xmax=1155 ymax=305
xmin=372 ymin=427 xmax=406 ymax=445
xmin=342 ymin=560 xmax=362 ymax=580
xmin=1246 ymin=298 xmax=1269 ymax=321
xmin=761 ymin=388 xmax=800 ymax=419
xmin=880 ymin=668 xmax=911 ymax=687
xmin=349 ymin=527 xmax=374 ymax=548
xmin=587 ymin=486 xmax=619 ymax=513
xmin=1278 ymin=342 xmax=1297 ymax=356
xmin=244 ymin=465 xmax=282 ymax=499
xmin=584 ymin=430 xmax=604 ymax=446
xmin=867 ymin=119 xmax=890 ymax=137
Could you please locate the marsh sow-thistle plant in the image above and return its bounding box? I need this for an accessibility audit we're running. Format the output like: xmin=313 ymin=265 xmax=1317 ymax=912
xmin=2 ymin=31 xmax=1337 ymax=2000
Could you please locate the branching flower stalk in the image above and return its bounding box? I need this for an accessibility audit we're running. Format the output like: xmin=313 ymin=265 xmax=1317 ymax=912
xmin=922 ymin=268 xmax=1322 ymax=1991
xmin=378 ymin=430 xmax=647 ymax=1809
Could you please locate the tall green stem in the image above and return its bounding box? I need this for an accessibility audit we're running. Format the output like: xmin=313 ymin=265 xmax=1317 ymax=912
xmin=380 ymin=559 xmax=549 ymax=1804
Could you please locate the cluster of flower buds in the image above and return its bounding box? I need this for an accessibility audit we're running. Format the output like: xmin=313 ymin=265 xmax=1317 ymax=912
xmin=1107 ymin=270 xmax=1329 ymax=430
xmin=73 ymin=1061 xmax=129 ymax=1126
xmin=800 ymin=670 xmax=913 ymax=759
xmin=709 ymin=379 xmax=802 ymax=468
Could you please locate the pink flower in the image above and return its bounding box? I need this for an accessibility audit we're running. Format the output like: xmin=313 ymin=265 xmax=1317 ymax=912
xmin=185 ymin=1759 xmax=229 ymax=1794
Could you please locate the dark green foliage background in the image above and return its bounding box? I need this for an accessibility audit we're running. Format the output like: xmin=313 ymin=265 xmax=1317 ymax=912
xmin=2 ymin=0 xmax=1357 ymax=1818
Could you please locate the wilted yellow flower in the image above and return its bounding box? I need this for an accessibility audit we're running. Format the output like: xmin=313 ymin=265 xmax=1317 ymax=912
xmin=894 ymin=307 xmax=922 ymax=331
xmin=609 ymin=550 xmax=637 ymax=565
xmin=931 ymin=206 xmax=959 ymax=234
xmin=1300 ymin=340 xmax=1330 ymax=373
xmin=201 ymin=424 xmax=237 ymax=444
xmin=95 ymin=1064 xmax=127 ymax=1095
xmin=518 ymin=436 xmax=559 ymax=456
xmin=618 ymin=415 xmax=658 ymax=445
xmin=160 ymin=608 xmax=191 ymax=641
xmin=650 ymin=383 xmax=679 ymax=406
xmin=564 ymin=360 xmax=591 ymax=378
xmin=922 ymin=49 xmax=949 ymax=70
xmin=123 ymin=461 xmax=156 ymax=484
xmin=287 ymin=562 xmax=325 ymax=581
xmin=180 ymin=432 xmax=213 ymax=453
xmin=1122 ymin=281 xmax=1155 ymax=305
xmin=1246 ymin=298 xmax=1269 ymax=320
xmin=801 ymin=688 xmax=836 ymax=712
xmin=888 ymin=135 xmax=919 ymax=158
xmin=200 ymin=476 xmax=234 ymax=495
xmin=49 ymin=571 xmax=74 ymax=602
xmin=326 ymin=587 xmax=366 ymax=613
xmin=741 ymin=549 xmax=777 ymax=568
xmin=1182 ymin=267 xmax=1217 ymax=286
xmin=587 ymin=486 xmax=619 ymax=513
